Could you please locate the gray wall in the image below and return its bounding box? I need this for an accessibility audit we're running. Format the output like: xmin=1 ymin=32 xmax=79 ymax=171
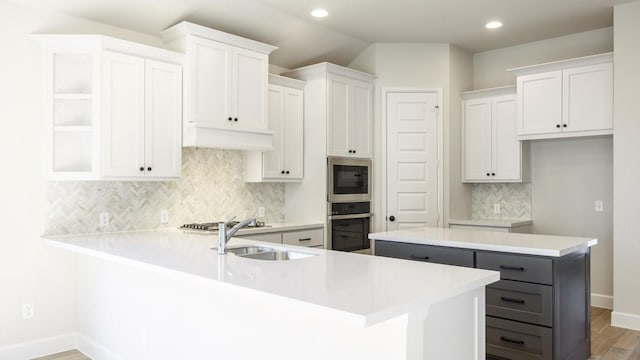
xmin=471 ymin=27 xmax=615 ymax=303
xmin=612 ymin=0 xmax=640 ymax=329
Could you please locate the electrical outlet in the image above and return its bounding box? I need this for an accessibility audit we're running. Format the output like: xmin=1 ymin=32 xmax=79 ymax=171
xmin=595 ymin=200 xmax=604 ymax=212
xmin=22 ymin=303 xmax=34 ymax=319
xmin=493 ymin=204 xmax=501 ymax=214
xmin=99 ymin=212 xmax=109 ymax=227
xmin=160 ymin=209 xmax=169 ymax=224
xmin=258 ymin=206 xmax=265 ymax=218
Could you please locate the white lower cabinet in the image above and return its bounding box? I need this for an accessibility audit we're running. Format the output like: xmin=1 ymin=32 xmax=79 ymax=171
xmin=237 ymin=227 xmax=324 ymax=248
xmin=245 ymin=75 xmax=305 ymax=182
xmin=462 ymin=86 xmax=523 ymax=183
xmin=39 ymin=35 xmax=184 ymax=180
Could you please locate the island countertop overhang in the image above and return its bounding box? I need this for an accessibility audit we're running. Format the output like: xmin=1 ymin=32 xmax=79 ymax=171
xmin=369 ymin=227 xmax=597 ymax=257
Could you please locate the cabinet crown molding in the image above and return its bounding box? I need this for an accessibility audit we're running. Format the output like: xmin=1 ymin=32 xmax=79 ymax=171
xmin=283 ymin=62 xmax=376 ymax=83
xmin=269 ymin=74 xmax=306 ymax=90
xmin=161 ymin=21 xmax=277 ymax=55
xmin=508 ymin=52 xmax=613 ymax=76
xmin=461 ymin=85 xmax=515 ymax=99
xmin=34 ymin=34 xmax=184 ymax=65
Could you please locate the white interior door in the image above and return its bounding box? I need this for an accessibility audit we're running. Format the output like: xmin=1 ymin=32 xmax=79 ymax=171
xmin=386 ymin=91 xmax=440 ymax=230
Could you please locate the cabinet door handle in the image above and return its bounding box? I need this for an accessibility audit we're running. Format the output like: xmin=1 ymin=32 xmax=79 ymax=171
xmin=228 ymin=117 xmax=233 ymax=121
xmin=556 ymin=124 xmax=561 ymax=128
xmin=281 ymin=170 xmax=285 ymax=174
xmin=286 ymin=171 xmax=290 ymax=174
xmin=410 ymin=255 xmax=430 ymax=261
xmin=486 ymin=173 xmax=490 ymax=176
xmin=491 ymin=172 xmax=496 ymax=176
xmin=147 ymin=167 xmax=152 ymax=172
xmin=139 ymin=167 xmax=144 ymax=172
xmin=340 ymin=235 xmax=348 ymax=238
xmin=500 ymin=265 xmax=525 ymax=271
xmin=298 ymin=238 xmax=311 ymax=242
xmin=563 ymin=124 xmax=567 ymax=128
xmin=500 ymin=296 xmax=525 ymax=304
xmin=500 ymin=336 xmax=525 ymax=345
xmin=234 ymin=118 xmax=238 ymax=122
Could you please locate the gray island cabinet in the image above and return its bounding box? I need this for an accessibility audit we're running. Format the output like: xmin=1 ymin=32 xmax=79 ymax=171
xmin=370 ymin=227 xmax=597 ymax=360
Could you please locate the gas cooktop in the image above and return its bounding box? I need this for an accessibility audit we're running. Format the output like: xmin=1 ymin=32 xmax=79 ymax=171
xmin=179 ymin=221 xmax=268 ymax=232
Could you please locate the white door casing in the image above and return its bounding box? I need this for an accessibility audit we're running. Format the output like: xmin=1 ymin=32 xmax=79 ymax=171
xmin=385 ymin=90 xmax=442 ymax=231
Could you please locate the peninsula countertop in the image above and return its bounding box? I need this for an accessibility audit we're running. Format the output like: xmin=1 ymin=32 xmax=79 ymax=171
xmin=369 ymin=227 xmax=597 ymax=257
xmin=43 ymin=229 xmax=499 ymax=326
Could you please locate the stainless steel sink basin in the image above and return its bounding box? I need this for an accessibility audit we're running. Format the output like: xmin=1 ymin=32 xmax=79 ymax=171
xmin=222 ymin=245 xmax=317 ymax=261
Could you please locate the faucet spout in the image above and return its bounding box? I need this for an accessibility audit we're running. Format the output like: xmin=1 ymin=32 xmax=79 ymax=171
xmin=218 ymin=218 xmax=256 ymax=255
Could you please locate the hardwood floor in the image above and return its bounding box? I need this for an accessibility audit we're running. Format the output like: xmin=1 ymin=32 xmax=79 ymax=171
xmin=34 ymin=308 xmax=640 ymax=360
xmin=590 ymin=307 xmax=640 ymax=359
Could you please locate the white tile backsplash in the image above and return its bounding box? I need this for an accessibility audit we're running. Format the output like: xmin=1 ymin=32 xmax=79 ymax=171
xmin=44 ymin=148 xmax=284 ymax=235
xmin=471 ymin=183 xmax=531 ymax=220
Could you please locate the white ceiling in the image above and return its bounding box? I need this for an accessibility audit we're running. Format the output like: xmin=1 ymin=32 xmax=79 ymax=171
xmin=12 ymin=0 xmax=630 ymax=69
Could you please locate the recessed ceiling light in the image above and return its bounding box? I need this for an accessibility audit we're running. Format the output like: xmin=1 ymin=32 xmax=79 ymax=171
xmin=485 ymin=21 xmax=503 ymax=29
xmin=311 ymin=8 xmax=329 ymax=18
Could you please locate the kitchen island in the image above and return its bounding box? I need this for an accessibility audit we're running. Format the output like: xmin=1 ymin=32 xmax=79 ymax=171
xmin=369 ymin=227 xmax=597 ymax=360
xmin=43 ymin=229 xmax=499 ymax=360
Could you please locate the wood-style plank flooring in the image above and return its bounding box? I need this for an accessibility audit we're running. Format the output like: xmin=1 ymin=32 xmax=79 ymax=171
xmin=34 ymin=308 xmax=640 ymax=360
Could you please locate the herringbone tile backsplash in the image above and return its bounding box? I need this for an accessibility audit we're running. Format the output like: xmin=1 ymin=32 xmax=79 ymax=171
xmin=471 ymin=183 xmax=531 ymax=220
xmin=44 ymin=148 xmax=284 ymax=235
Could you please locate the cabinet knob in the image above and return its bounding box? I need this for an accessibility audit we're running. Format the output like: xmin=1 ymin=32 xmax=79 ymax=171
xmin=563 ymin=124 xmax=567 ymax=128
xmin=147 ymin=167 xmax=152 ymax=172
xmin=491 ymin=173 xmax=496 ymax=176
xmin=234 ymin=118 xmax=238 ymax=122
xmin=486 ymin=173 xmax=490 ymax=176
xmin=353 ymin=150 xmax=356 ymax=154
xmin=556 ymin=124 xmax=561 ymax=128
xmin=139 ymin=167 xmax=144 ymax=172
xmin=228 ymin=117 xmax=233 ymax=121
xmin=286 ymin=171 xmax=290 ymax=174
xmin=281 ymin=170 xmax=285 ymax=174
xmin=389 ymin=215 xmax=395 ymax=222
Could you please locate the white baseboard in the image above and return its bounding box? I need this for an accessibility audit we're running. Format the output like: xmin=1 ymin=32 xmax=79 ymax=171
xmin=591 ymin=293 xmax=614 ymax=309
xmin=77 ymin=334 xmax=125 ymax=360
xmin=612 ymin=311 xmax=640 ymax=331
xmin=0 ymin=333 xmax=78 ymax=360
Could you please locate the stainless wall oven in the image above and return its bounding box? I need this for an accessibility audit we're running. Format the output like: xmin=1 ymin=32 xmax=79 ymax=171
xmin=328 ymin=202 xmax=371 ymax=252
xmin=327 ymin=157 xmax=371 ymax=203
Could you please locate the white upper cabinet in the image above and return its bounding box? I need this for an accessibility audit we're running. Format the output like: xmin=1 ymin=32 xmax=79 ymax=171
xmin=511 ymin=53 xmax=613 ymax=140
xmin=245 ymin=75 xmax=305 ymax=182
xmin=326 ymin=74 xmax=373 ymax=158
xmin=462 ymin=86 xmax=524 ymax=183
xmin=38 ymin=35 xmax=184 ymax=181
xmin=162 ymin=22 xmax=277 ymax=151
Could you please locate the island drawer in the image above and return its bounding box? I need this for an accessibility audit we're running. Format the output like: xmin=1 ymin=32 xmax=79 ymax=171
xmin=283 ymin=228 xmax=324 ymax=247
xmin=486 ymin=316 xmax=552 ymax=360
xmin=374 ymin=241 xmax=474 ymax=267
xmin=486 ymin=280 xmax=553 ymax=327
xmin=477 ymin=252 xmax=553 ymax=285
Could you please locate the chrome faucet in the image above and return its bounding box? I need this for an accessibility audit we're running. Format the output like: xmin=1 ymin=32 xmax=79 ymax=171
xmin=217 ymin=218 xmax=256 ymax=255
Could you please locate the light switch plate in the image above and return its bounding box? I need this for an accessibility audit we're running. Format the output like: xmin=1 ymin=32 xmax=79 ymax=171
xmin=595 ymin=200 xmax=604 ymax=212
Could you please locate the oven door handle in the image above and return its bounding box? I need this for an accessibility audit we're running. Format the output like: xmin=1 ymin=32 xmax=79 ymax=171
xmin=328 ymin=213 xmax=372 ymax=220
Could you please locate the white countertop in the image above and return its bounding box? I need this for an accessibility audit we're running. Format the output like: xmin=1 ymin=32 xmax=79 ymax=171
xmin=196 ymin=222 xmax=325 ymax=236
xmin=43 ymin=229 xmax=499 ymax=327
xmin=369 ymin=227 xmax=597 ymax=257
xmin=448 ymin=218 xmax=532 ymax=228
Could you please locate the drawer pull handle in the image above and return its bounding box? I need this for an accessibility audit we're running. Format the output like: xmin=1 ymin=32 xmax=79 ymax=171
xmin=410 ymin=255 xmax=430 ymax=261
xmin=500 ymin=265 xmax=525 ymax=271
xmin=500 ymin=336 xmax=525 ymax=345
xmin=298 ymin=238 xmax=311 ymax=241
xmin=500 ymin=296 xmax=525 ymax=304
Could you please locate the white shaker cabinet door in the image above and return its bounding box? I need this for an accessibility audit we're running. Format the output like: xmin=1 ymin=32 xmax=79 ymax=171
xmin=262 ymin=85 xmax=286 ymax=179
xmin=232 ymin=47 xmax=268 ymax=131
xmin=101 ymin=50 xmax=145 ymax=177
xmin=187 ymin=36 xmax=230 ymax=126
xmin=283 ymin=87 xmax=304 ymax=179
xmin=462 ymin=97 xmax=492 ymax=181
xmin=562 ymin=63 xmax=613 ymax=133
xmin=144 ymin=59 xmax=182 ymax=178
xmin=517 ymin=71 xmax=562 ymax=136
xmin=350 ymin=80 xmax=373 ymax=158
xmin=492 ymin=94 xmax=520 ymax=181
xmin=327 ymin=74 xmax=350 ymax=157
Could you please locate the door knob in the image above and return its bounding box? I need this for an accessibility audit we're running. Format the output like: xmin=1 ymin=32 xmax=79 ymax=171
xmin=389 ymin=216 xmax=396 ymax=222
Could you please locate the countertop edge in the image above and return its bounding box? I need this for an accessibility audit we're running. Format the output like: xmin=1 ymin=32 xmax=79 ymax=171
xmin=447 ymin=218 xmax=533 ymax=228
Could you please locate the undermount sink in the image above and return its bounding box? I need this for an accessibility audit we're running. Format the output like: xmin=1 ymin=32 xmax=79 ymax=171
xmin=224 ymin=245 xmax=317 ymax=261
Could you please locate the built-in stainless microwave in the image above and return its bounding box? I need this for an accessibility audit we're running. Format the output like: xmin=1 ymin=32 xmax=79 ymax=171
xmin=327 ymin=157 xmax=371 ymax=202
